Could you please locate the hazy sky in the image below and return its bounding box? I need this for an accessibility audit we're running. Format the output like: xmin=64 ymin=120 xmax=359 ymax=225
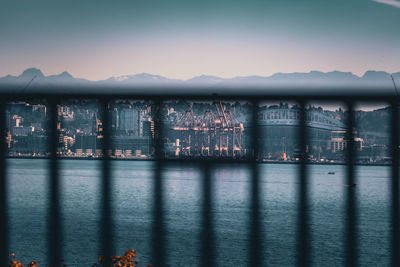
xmin=1 ymin=0 xmax=399 ymax=80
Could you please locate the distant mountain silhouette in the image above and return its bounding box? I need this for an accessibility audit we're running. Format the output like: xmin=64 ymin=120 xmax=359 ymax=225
xmin=1 ymin=68 xmax=399 ymax=90
xmin=102 ymin=73 xmax=180 ymax=85
xmin=362 ymin=70 xmax=392 ymax=82
xmin=185 ymin=75 xmax=226 ymax=85
xmin=0 ymin=68 xmax=90 ymax=88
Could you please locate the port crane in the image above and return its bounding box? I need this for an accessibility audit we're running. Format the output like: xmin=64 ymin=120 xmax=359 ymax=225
xmin=171 ymin=101 xmax=244 ymax=157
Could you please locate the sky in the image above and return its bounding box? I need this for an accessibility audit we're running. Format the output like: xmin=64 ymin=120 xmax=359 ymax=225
xmin=1 ymin=0 xmax=399 ymax=80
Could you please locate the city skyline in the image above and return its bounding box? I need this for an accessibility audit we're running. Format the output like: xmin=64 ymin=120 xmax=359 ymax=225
xmin=5 ymin=99 xmax=391 ymax=163
xmin=1 ymin=0 xmax=400 ymax=80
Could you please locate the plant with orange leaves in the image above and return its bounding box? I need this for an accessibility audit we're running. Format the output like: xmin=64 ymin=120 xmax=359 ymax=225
xmin=7 ymin=250 xmax=151 ymax=267
xmin=93 ymin=249 xmax=151 ymax=267
xmin=8 ymin=253 xmax=39 ymax=267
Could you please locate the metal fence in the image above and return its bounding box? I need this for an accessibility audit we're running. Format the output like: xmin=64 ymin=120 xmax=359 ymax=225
xmin=0 ymin=90 xmax=398 ymax=267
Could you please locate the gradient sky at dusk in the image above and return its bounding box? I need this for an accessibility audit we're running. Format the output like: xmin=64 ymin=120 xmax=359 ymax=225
xmin=1 ymin=0 xmax=399 ymax=80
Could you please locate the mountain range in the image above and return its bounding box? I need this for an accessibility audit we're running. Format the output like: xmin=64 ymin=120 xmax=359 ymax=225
xmin=1 ymin=68 xmax=399 ymax=90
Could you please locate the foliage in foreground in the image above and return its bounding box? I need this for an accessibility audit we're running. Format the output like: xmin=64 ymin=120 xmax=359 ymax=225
xmin=8 ymin=250 xmax=151 ymax=267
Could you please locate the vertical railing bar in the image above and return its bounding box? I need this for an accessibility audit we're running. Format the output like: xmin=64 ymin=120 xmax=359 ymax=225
xmin=153 ymin=98 xmax=165 ymax=267
xmin=201 ymin=162 xmax=215 ymax=267
xmin=48 ymin=98 xmax=62 ymax=266
xmin=345 ymin=101 xmax=357 ymax=267
xmin=391 ymin=100 xmax=399 ymax=267
xmin=249 ymin=100 xmax=262 ymax=266
xmin=100 ymin=98 xmax=113 ymax=262
xmin=0 ymin=99 xmax=8 ymax=266
xmin=298 ymin=100 xmax=309 ymax=267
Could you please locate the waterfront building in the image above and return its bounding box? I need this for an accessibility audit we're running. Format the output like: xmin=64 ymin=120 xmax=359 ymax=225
xmin=254 ymin=104 xmax=347 ymax=160
xmin=111 ymin=136 xmax=152 ymax=156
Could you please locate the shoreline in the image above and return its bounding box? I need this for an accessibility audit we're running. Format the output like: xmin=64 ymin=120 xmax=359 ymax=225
xmin=5 ymin=155 xmax=392 ymax=167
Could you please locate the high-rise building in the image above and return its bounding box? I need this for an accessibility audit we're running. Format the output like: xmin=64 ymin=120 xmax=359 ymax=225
xmin=118 ymin=108 xmax=140 ymax=135
xmin=142 ymin=119 xmax=154 ymax=138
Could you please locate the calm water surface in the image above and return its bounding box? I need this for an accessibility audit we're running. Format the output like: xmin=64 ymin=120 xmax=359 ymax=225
xmin=7 ymin=159 xmax=391 ymax=266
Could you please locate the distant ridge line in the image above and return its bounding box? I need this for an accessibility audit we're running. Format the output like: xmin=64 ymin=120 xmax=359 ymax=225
xmin=1 ymin=68 xmax=400 ymax=88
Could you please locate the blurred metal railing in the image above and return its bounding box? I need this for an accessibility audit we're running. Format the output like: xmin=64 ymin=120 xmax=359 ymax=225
xmin=0 ymin=90 xmax=398 ymax=267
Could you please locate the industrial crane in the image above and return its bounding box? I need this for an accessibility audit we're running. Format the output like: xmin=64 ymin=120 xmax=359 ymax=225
xmin=170 ymin=101 xmax=244 ymax=158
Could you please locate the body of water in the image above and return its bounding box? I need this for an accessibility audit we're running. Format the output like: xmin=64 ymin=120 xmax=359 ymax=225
xmin=6 ymin=159 xmax=391 ymax=266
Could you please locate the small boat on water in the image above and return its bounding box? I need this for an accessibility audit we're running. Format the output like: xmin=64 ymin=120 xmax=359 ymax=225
xmin=328 ymin=171 xmax=335 ymax=175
